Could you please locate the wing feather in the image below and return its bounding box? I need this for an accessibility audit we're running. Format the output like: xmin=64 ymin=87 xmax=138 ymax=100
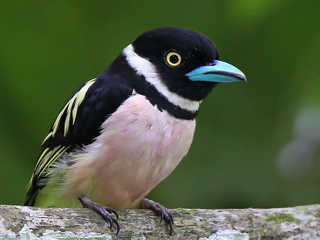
xmin=24 ymin=74 xmax=134 ymax=205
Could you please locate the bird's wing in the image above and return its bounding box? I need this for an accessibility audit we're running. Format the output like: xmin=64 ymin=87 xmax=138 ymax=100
xmin=24 ymin=75 xmax=134 ymax=205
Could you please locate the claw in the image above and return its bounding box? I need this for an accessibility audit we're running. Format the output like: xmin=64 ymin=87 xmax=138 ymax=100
xmin=159 ymin=211 xmax=164 ymax=224
xmin=78 ymin=196 xmax=120 ymax=235
xmin=140 ymin=198 xmax=174 ymax=235
xmin=104 ymin=206 xmax=119 ymax=220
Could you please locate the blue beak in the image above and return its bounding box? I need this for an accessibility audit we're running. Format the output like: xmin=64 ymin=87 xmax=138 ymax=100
xmin=186 ymin=60 xmax=247 ymax=83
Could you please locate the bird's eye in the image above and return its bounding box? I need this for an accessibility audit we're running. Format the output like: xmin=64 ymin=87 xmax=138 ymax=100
xmin=165 ymin=52 xmax=182 ymax=67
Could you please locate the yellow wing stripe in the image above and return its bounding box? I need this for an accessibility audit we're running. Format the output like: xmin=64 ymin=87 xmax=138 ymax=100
xmin=34 ymin=78 xmax=95 ymax=180
xmin=41 ymin=132 xmax=53 ymax=145
xmin=71 ymin=79 xmax=95 ymax=125
xmin=44 ymin=146 xmax=69 ymax=176
xmin=37 ymin=147 xmax=50 ymax=165
xmin=48 ymin=78 xmax=96 ymax=139
xmin=35 ymin=145 xmax=69 ymax=177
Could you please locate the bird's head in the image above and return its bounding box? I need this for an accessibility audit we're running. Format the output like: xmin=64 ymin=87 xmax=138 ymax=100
xmin=125 ymin=27 xmax=246 ymax=102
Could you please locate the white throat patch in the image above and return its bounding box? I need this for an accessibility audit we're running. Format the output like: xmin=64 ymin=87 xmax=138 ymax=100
xmin=123 ymin=44 xmax=200 ymax=112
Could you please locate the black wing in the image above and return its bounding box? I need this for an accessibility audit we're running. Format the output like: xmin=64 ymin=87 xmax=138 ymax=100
xmin=24 ymin=74 xmax=134 ymax=205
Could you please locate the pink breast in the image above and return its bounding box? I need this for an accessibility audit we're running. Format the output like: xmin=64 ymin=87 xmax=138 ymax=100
xmin=67 ymin=95 xmax=196 ymax=208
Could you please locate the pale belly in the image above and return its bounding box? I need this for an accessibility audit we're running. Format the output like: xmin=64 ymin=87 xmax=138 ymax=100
xmin=66 ymin=95 xmax=196 ymax=208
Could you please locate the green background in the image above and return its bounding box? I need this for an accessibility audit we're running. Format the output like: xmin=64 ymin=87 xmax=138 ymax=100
xmin=1 ymin=0 xmax=320 ymax=209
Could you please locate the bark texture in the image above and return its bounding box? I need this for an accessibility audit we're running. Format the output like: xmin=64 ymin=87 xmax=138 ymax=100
xmin=0 ymin=204 xmax=320 ymax=239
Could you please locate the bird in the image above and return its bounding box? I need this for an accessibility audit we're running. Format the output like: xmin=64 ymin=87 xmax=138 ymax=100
xmin=24 ymin=27 xmax=246 ymax=234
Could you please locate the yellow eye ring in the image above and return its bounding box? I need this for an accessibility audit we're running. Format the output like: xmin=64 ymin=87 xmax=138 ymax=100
xmin=165 ymin=52 xmax=182 ymax=67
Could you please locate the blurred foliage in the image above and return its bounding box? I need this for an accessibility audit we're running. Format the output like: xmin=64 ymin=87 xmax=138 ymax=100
xmin=1 ymin=0 xmax=320 ymax=209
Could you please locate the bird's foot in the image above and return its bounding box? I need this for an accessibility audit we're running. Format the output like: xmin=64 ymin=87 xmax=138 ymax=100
xmin=78 ymin=195 xmax=120 ymax=234
xmin=140 ymin=198 xmax=174 ymax=235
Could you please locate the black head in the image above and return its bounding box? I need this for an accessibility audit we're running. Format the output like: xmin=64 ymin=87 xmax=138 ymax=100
xmin=106 ymin=27 xmax=246 ymax=119
xmin=130 ymin=27 xmax=245 ymax=102
xmin=132 ymin=27 xmax=220 ymax=101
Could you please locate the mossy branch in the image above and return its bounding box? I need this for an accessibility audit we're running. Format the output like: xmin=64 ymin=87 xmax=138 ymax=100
xmin=0 ymin=204 xmax=320 ymax=239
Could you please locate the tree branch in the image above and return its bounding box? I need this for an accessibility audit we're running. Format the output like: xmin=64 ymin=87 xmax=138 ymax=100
xmin=0 ymin=204 xmax=319 ymax=239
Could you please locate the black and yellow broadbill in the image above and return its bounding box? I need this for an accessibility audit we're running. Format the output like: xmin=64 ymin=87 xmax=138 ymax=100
xmin=25 ymin=27 xmax=246 ymax=234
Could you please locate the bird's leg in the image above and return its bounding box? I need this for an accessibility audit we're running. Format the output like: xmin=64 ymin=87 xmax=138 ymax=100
xmin=78 ymin=195 xmax=120 ymax=234
xmin=140 ymin=198 xmax=174 ymax=234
